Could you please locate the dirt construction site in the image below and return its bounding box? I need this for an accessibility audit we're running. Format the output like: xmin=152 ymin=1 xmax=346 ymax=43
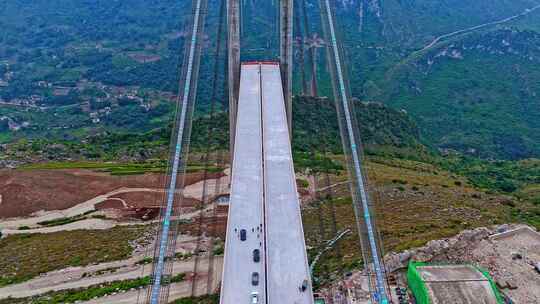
xmin=1 ymin=165 xmax=539 ymax=303
xmin=323 ymin=224 xmax=540 ymax=304
xmin=0 ymin=168 xmax=224 ymax=219
xmin=0 ymin=167 xmax=230 ymax=303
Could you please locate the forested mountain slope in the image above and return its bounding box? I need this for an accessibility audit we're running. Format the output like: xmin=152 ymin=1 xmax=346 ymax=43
xmin=337 ymin=0 xmax=540 ymax=159
xmin=1 ymin=0 xmax=539 ymax=160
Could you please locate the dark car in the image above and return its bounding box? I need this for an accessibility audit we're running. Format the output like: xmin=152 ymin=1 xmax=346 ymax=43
xmin=251 ymin=272 xmax=259 ymax=286
xmin=299 ymin=279 xmax=308 ymax=292
xmin=253 ymin=249 xmax=260 ymax=262
xmin=240 ymin=229 xmax=247 ymax=241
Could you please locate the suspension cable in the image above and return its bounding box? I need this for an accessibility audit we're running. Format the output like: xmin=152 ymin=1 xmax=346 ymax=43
xmin=319 ymin=0 xmax=389 ymax=302
xmin=148 ymin=0 xmax=206 ymax=302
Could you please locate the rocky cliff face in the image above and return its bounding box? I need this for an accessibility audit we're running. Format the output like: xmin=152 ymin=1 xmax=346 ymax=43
xmin=383 ymin=224 xmax=540 ymax=303
xmin=384 ymin=224 xmax=534 ymax=272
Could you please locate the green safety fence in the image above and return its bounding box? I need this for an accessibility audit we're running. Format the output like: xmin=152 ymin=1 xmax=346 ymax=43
xmin=407 ymin=262 xmax=431 ymax=304
xmin=407 ymin=261 xmax=504 ymax=304
xmin=476 ymin=266 xmax=505 ymax=304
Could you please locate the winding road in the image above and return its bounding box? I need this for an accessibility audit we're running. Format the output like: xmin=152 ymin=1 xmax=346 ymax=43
xmin=418 ymin=4 xmax=540 ymax=53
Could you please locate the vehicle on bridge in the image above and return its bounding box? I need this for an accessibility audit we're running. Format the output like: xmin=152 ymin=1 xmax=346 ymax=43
xmin=253 ymin=249 xmax=260 ymax=263
xmin=240 ymin=229 xmax=247 ymax=241
xmin=252 ymin=272 xmax=260 ymax=286
xmin=251 ymin=291 xmax=259 ymax=303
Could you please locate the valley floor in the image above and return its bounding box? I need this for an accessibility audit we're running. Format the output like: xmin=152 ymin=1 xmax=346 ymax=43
xmin=0 ymin=158 xmax=537 ymax=303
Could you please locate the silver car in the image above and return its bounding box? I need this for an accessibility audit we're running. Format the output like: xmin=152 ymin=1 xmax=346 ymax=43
xmin=251 ymin=291 xmax=259 ymax=303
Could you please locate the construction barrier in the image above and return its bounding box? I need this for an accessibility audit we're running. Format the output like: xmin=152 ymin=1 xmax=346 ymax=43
xmin=407 ymin=261 xmax=504 ymax=304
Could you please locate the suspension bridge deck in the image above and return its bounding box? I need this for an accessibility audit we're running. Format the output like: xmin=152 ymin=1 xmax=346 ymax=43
xmin=220 ymin=62 xmax=313 ymax=304
xmin=220 ymin=63 xmax=266 ymax=304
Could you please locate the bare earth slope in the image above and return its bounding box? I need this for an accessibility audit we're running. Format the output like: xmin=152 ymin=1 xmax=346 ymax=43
xmin=0 ymin=169 xmax=223 ymax=218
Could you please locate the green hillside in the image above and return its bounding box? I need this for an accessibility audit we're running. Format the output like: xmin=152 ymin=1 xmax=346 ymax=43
xmin=1 ymin=0 xmax=540 ymax=160
xmin=292 ymin=96 xmax=424 ymax=155
xmin=1 ymin=96 xmax=423 ymax=163
xmin=377 ymin=29 xmax=540 ymax=159
xmin=337 ymin=0 xmax=540 ymax=159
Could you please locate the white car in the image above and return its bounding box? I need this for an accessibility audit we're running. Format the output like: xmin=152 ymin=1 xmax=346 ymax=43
xmin=251 ymin=291 xmax=259 ymax=303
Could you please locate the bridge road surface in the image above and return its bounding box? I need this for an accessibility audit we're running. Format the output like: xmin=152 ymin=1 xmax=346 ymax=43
xmin=220 ymin=63 xmax=266 ymax=304
xmin=220 ymin=62 xmax=313 ymax=304
xmin=261 ymin=63 xmax=314 ymax=304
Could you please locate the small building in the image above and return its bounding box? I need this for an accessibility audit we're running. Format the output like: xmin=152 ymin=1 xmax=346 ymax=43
xmin=407 ymin=262 xmax=503 ymax=304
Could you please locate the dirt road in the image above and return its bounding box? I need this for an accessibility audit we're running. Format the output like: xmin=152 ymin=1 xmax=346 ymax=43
xmin=82 ymin=259 xmax=223 ymax=304
xmin=0 ymin=256 xmax=223 ymax=300
xmin=0 ymin=168 xmax=229 ymax=302
xmin=418 ymin=4 xmax=540 ymax=53
xmin=0 ymin=232 xmax=222 ymax=300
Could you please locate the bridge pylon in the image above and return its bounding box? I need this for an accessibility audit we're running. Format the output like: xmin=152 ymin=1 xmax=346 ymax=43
xmin=280 ymin=0 xmax=293 ymax=134
xmin=227 ymin=0 xmax=241 ymax=158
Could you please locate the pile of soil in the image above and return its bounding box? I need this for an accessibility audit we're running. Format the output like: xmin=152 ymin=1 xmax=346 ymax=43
xmin=181 ymin=216 xmax=228 ymax=239
xmin=95 ymin=192 xmax=202 ymax=221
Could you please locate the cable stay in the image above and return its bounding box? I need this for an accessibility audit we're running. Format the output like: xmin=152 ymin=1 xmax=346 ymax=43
xmin=146 ymin=0 xmax=208 ymax=302
xmin=144 ymin=0 xmax=391 ymax=302
xmin=318 ymin=0 xmax=390 ymax=302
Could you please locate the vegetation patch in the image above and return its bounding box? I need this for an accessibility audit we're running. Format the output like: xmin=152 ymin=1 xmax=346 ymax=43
xmin=439 ymin=156 xmax=540 ymax=194
xmin=37 ymin=210 xmax=96 ymax=227
xmin=291 ymin=96 xmax=425 ymax=157
xmin=81 ymin=266 xmax=121 ymax=278
xmin=0 ymin=272 xmax=187 ymax=304
xmin=136 ymin=257 xmax=153 ymax=265
xmin=21 ymin=160 xmax=168 ymax=174
xmin=0 ymin=225 xmax=147 ymax=287
xmin=302 ymin=157 xmax=521 ymax=289
xmin=296 ymin=178 xmax=310 ymax=189
xmin=212 ymin=241 xmax=225 ymax=256
xmin=169 ymin=294 xmax=219 ymax=304
xmin=20 ymin=160 xmax=223 ymax=176
xmin=0 ymin=273 xmax=173 ymax=304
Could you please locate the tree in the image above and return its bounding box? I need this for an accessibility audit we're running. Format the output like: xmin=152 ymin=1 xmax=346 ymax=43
xmin=497 ymin=179 xmax=517 ymax=193
xmin=0 ymin=119 xmax=9 ymax=132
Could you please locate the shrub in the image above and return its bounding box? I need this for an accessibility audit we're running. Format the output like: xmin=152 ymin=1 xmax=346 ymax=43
xmin=296 ymin=178 xmax=309 ymax=189
xmin=496 ymin=180 xmax=517 ymax=193
xmin=392 ymin=179 xmax=408 ymax=184
xmin=213 ymin=245 xmax=224 ymax=256
xmin=136 ymin=257 xmax=153 ymax=265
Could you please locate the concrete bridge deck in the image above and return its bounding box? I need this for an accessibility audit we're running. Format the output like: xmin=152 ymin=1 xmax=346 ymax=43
xmin=220 ymin=62 xmax=313 ymax=304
